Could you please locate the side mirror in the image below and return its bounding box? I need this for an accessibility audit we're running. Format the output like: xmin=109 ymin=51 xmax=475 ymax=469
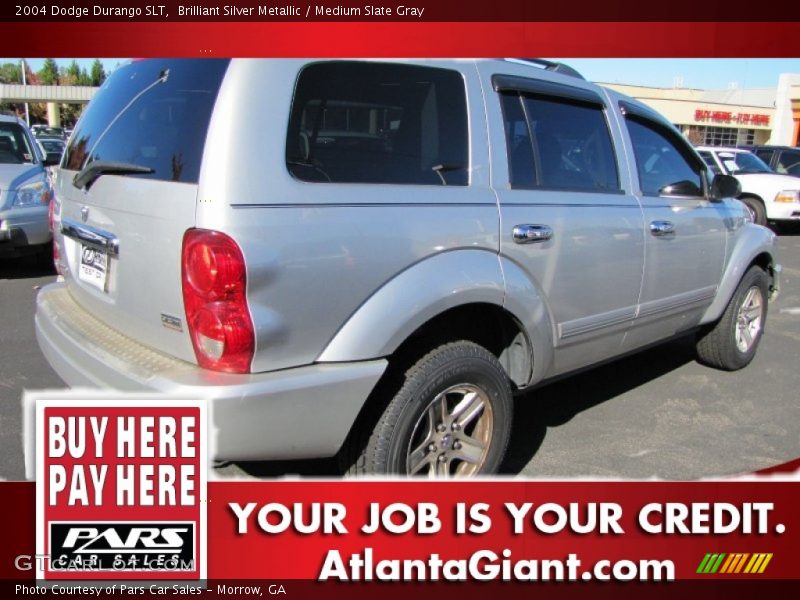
xmin=658 ymin=179 xmax=703 ymax=197
xmin=710 ymin=174 xmax=741 ymax=201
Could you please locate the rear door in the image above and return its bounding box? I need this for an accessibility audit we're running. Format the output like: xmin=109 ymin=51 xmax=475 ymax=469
xmin=481 ymin=65 xmax=645 ymax=376
xmin=56 ymin=59 xmax=230 ymax=362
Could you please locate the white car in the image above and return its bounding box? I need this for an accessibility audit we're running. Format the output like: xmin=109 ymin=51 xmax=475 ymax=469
xmin=696 ymin=146 xmax=800 ymax=226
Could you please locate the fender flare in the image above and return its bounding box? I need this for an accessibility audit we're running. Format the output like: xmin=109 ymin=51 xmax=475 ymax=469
xmin=317 ymin=249 xmax=506 ymax=362
xmin=700 ymin=224 xmax=778 ymax=325
xmin=317 ymin=249 xmax=556 ymax=387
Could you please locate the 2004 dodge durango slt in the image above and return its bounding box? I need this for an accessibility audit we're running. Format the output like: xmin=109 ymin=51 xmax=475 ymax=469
xmin=35 ymin=59 xmax=780 ymax=477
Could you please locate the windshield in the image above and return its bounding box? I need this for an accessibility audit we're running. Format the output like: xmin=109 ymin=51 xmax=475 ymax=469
xmin=40 ymin=140 xmax=64 ymax=152
xmin=716 ymin=151 xmax=772 ymax=174
xmin=0 ymin=122 xmax=36 ymax=165
xmin=63 ymin=59 xmax=230 ymax=184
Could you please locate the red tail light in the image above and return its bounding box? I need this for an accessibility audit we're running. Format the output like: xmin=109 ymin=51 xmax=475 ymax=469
xmin=181 ymin=229 xmax=254 ymax=373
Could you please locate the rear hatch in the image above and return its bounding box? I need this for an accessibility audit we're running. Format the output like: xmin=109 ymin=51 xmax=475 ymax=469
xmin=56 ymin=59 xmax=230 ymax=363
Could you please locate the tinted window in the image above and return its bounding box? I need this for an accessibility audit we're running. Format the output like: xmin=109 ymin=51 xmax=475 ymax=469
xmin=0 ymin=122 xmax=36 ymax=165
xmin=754 ymin=148 xmax=775 ymax=165
xmin=776 ymin=150 xmax=800 ymax=176
xmin=499 ymin=92 xmax=619 ymax=191
xmin=697 ymin=150 xmax=721 ymax=175
xmin=626 ymin=117 xmax=704 ymax=196
xmin=63 ymin=59 xmax=230 ymax=184
xmin=286 ymin=62 xmax=468 ymax=186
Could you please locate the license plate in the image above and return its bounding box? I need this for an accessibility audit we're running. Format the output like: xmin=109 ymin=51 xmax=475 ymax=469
xmin=78 ymin=245 xmax=108 ymax=291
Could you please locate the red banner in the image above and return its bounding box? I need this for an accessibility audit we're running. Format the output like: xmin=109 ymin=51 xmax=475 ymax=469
xmin=3 ymin=479 xmax=800 ymax=584
xmin=0 ymin=22 xmax=799 ymax=57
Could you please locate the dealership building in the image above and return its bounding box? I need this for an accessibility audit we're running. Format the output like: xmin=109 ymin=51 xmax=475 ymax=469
xmin=602 ymin=74 xmax=800 ymax=148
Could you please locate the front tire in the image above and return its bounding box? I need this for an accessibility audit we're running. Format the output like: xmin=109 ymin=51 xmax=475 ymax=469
xmin=740 ymin=196 xmax=767 ymax=226
xmin=696 ymin=266 xmax=769 ymax=370
xmin=349 ymin=341 xmax=513 ymax=477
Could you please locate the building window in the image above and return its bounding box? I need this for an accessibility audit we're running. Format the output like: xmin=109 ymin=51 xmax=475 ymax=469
xmin=684 ymin=125 xmax=756 ymax=147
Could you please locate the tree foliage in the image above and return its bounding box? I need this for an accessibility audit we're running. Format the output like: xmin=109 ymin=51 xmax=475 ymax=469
xmin=38 ymin=58 xmax=59 ymax=85
xmin=2 ymin=59 xmax=105 ymax=126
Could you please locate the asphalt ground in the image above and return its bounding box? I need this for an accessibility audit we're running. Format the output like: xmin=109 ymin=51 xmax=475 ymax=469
xmin=1 ymin=225 xmax=798 ymax=481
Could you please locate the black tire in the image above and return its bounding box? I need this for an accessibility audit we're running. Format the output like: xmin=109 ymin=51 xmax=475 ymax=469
xmin=34 ymin=242 xmax=55 ymax=271
xmin=740 ymin=196 xmax=767 ymax=226
xmin=345 ymin=341 xmax=513 ymax=477
xmin=696 ymin=266 xmax=769 ymax=370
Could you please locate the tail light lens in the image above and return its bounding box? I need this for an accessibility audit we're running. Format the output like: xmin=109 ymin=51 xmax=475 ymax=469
xmin=181 ymin=229 xmax=254 ymax=373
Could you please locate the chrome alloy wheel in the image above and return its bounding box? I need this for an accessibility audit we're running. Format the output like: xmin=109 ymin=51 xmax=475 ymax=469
xmin=405 ymin=384 xmax=494 ymax=478
xmin=735 ymin=286 xmax=764 ymax=353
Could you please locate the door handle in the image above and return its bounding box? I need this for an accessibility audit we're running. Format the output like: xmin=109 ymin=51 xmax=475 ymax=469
xmin=513 ymin=224 xmax=553 ymax=244
xmin=649 ymin=221 xmax=675 ymax=237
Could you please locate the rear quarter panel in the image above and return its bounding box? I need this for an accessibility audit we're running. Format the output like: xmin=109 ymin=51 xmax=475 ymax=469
xmin=197 ymin=59 xmax=501 ymax=372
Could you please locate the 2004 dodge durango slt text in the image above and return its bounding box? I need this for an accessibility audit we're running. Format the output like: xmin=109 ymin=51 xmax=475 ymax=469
xmin=35 ymin=59 xmax=781 ymax=477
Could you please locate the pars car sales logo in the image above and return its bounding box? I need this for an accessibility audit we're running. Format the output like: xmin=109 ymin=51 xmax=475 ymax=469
xmin=35 ymin=397 xmax=207 ymax=580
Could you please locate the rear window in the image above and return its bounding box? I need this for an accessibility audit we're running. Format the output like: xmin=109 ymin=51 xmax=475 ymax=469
xmin=63 ymin=59 xmax=230 ymax=184
xmin=286 ymin=62 xmax=468 ymax=186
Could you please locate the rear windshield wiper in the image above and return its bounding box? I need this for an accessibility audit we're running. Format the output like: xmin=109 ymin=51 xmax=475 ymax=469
xmin=73 ymin=160 xmax=154 ymax=190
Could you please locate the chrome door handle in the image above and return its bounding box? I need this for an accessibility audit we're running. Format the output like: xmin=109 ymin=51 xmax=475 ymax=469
xmin=513 ymin=224 xmax=553 ymax=244
xmin=649 ymin=221 xmax=675 ymax=237
xmin=61 ymin=219 xmax=120 ymax=256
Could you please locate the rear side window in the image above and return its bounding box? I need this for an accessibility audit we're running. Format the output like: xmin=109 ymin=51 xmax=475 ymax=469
xmin=499 ymin=92 xmax=619 ymax=192
xmin=286 ymin=62 xmax=468 ymax=186
xmin=63 ymin=59 xmax=230 ymax=184
xmin=625 ymin=117 xmax=705 ymax=197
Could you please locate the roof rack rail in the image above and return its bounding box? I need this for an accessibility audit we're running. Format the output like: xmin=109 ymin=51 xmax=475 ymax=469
xmin=508 ymin=58 xmax=585 ymax=81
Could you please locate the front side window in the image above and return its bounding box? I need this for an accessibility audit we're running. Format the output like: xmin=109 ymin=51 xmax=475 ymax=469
xmin=0 ymin=122 xmax=36 ymax=165
xmin=286 ymin=62 xmax=468 ymax=186
xmin=499 ymin=91 xmax=619 ymax=192
xmin=626 ymin=117 xmax=705 ymax=197
xmin=776 ymin=150 xmax=800 ymax=176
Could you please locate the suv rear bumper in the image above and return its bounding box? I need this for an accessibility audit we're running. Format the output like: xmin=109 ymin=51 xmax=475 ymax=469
xmin=34 ymin=283 xmax=386 ymax=461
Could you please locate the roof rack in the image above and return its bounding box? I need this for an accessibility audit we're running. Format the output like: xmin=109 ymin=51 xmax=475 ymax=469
xmin=508 ymin=58 xmax=585 ymax=81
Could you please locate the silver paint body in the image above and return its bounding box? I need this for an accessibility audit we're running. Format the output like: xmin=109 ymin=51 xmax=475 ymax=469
xmin=36 ymin=59 xmax=779 ymax=460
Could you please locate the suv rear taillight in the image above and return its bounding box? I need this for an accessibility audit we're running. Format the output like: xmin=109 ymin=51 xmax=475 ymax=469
xmin=181 ymin=229 xmax=254 ymax=373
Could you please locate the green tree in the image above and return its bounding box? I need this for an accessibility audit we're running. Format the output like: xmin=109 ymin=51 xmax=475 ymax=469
xmin=38 ymin=58 xmax=59 ymax=85
xmin=0 ymin=61 xmax=22 ymax=84
xmin=63 ymin=60 xmax=82 ymax=85
xmin=89 ymin=59 xmax=106 ymax=86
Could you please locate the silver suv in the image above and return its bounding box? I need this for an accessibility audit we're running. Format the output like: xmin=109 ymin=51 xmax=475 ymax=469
xmin=35 ymin=59 xmax=780 ymax=477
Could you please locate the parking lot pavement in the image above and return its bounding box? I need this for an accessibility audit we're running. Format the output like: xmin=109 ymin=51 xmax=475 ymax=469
xmin=1 ymin=228 xmax=799 ymax=481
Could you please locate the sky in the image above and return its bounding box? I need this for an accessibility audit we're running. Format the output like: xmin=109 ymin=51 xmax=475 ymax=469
xmin=4 ymin=58 xmax=800 ymax=90
xmin=549 ymin=58 xmax=800 ymax=89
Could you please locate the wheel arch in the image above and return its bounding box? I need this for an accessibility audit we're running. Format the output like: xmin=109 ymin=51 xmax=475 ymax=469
xmin=700 ymin=225 xmax=778 ymax=325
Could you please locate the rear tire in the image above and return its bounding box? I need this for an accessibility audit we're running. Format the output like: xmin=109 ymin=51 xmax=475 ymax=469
xmin=696 ymin=266 xmax=769 ymax=370
xmin=344 ymin=341 xmax=513 ymax=477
